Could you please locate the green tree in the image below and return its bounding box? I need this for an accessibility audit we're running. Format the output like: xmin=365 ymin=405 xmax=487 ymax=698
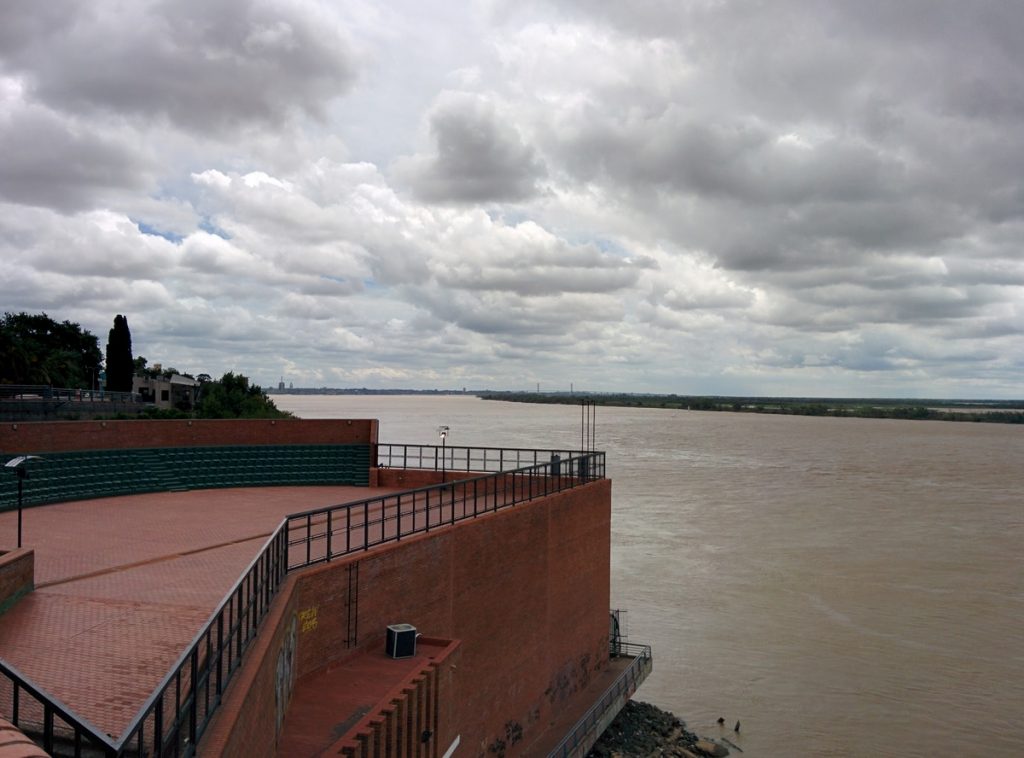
xmin=0 ymin=312 xmax=102 ymax=388
xmin=105 ymin=314 xmax=134 ymax=392
xmin=195 ymin=371 xmax=291 ymax=419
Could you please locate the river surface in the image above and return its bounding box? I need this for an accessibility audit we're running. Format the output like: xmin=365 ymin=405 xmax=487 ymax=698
xmin=273 ymin=394 xmax=1024 ymax=757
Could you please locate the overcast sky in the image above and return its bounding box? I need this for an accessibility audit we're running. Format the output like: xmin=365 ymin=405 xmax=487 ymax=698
xmin=2 ymin=0 xmax=1023 ymax=397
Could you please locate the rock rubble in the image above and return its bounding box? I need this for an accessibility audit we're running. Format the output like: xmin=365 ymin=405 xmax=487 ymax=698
xmin=587 ymin=701 xmax=731 ymax=758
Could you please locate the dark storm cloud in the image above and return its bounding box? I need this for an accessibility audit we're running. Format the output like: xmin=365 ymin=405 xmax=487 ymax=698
xmin=559 ymin=116 xmax=904 ymax=205
xmin=398 ymin=92 xmax=545 ymax=203
xmin=0 ymin=0 xmax=358 ymax=133
xmin=0 ymin=105 xmax=147 ymax=211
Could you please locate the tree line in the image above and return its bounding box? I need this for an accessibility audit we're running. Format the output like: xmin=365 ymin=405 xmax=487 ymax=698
xmin=479 ymin=391 xmax=1024 ymax=424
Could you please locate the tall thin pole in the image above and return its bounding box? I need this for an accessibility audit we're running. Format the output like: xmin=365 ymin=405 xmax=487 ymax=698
xmin=590 ymin=401 xmax=596 ymax=452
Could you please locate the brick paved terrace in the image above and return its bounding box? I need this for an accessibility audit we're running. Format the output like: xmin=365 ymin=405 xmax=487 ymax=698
xmin=0 ymin=485 xmax=402 ymax=738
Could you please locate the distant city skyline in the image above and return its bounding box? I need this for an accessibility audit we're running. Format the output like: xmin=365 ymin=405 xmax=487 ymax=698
xmin=2 ymin=1 xmax=1022 ymax=398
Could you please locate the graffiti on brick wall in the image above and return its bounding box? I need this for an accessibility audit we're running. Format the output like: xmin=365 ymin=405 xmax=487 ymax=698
xmin=275 ymin=614 xmax=298 ymax=733
xmin=484 ymin=717 xmax=526 ymax=757
xmin=544 ymin=651 xmax=596 ymax=705
xmin=298 ymin=606 xmax=318 ymax=632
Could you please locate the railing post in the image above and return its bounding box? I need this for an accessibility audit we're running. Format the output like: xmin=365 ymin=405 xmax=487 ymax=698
xmin=154 ymin=693 xmax=164 ymax=758
xmin=235 ymin=587 xmax=244 ymax=662
xmin=42 ymin=706 xmax=53 ymax=755
xmin=189 ymin=647 xmax=199 ymax=749
xmin=327 ymin=509 xmax=333 ymax=560
xmin=216 ymin=614 xmax=224 ymax=697
xmin=305 ymin=514 xmax=312 ymax=566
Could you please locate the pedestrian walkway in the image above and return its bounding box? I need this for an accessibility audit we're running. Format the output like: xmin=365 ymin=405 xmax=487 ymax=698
xmin=0 ymin=485 xmax=397 ymax=738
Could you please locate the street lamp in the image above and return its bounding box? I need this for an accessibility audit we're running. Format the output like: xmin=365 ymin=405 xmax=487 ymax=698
xmin=5 ymin=456 xmax=44 ymax=549
xmin=438 ymin=426 xmax=449 ymax=483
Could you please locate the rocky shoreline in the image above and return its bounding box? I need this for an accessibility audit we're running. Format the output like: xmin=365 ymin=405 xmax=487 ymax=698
xmin=587 ymin=701 xmax=737 ymax=758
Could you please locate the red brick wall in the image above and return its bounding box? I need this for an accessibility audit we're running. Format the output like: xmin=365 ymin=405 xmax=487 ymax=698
xmin=201 ymin=479 xmax=611 ymax=758
xmin=374 ymin=469 xmax=484 ymax=489
xmin=0 ymin=419 xmax=378 ymax=454
xmin=0 ymin=548 xmax=33 ymax=615
xmin=199 ymin=574 xmax=303 ymax=758
xmin=332 ymin=640 xmax=461 ymax=758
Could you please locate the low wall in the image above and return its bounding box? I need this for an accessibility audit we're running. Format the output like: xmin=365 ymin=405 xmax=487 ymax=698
xmin=0 ymin=418 xmax=378 ymax=453
xmin=0 ymin=549 xmax=33 ymax=615
xmin=202 ymin=478 xmax=612 ymax=758
xmin=0 ymin=717 xmax=47 ymax=757
xmin=374 ymin=468 xmax=481 ymax=489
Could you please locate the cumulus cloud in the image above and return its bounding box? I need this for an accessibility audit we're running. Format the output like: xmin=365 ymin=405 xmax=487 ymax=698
xmin=0 ymin=99 xmax=149 ymax=211
xmin=1 ymin=0 xmax=1022 ymax=395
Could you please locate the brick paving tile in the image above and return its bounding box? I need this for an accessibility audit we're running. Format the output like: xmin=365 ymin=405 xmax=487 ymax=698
xmin=0 ymin=485 xmax=401 ymax=739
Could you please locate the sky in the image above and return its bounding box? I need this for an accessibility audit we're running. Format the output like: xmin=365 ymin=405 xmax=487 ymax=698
xmin=2 ymin=0 xmax=1023 ymax=398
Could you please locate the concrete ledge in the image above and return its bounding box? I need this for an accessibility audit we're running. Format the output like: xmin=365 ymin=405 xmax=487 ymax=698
xmin=0 ymin=549 xmax=33 ymax=616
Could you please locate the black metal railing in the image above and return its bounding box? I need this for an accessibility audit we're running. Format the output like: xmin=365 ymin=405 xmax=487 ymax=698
xmin=547 ymin=641 xmax=653 ymax=758
xmin=376 ymin=443 xmax=591 ymax=474
xmin=0 ymin=444 xmax=606 ymax=757
xmin=288 ymin=450 xmax=604 ymax=570
xmin=0 ymin=526 xmax=290 ymax=757
xmin=0 ymin=384 xmax=139 ymax=404
xmin=0 ymin=659 xmax=114 ymax=757
xmin=115 ymin=526 xmax=290 ymax=757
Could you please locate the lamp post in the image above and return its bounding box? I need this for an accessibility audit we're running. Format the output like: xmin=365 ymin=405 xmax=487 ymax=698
xmin=438 ymin=426 xmax=449 ymax=483
xmin=5 ymin=456 xmax=44 ymax=549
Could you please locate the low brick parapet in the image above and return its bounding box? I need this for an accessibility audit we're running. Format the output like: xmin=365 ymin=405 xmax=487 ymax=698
xmin=0 ymin=716 xmax=47 ymax=757
xmin=0 ymin=549 xmax=33 ymax=616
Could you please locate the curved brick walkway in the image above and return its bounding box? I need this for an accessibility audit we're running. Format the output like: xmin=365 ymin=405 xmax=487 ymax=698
xmin=0 ymin=485 xmax=397 ymax=738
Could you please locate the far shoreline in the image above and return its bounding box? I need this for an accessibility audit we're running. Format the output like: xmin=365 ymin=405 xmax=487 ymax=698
xmin=477 ymin=391 xmax=1024 ymax=425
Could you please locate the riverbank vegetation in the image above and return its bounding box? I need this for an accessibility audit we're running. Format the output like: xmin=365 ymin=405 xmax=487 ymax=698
xmin=2 ymin=311 xmax=289 ymax=420
xmin=480 ymin=392 xmax=1024 ymax=424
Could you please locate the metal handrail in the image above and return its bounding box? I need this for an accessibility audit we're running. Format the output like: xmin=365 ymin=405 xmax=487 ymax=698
xmin=0 ymin=658 xmax=115 ymax=756
xmin=0 ymin=525 xmax=290 ymax=757
xmin=288 ymin=451 xmax=605 ymax=570
xmin=547 ymin=642 xmax=653 ymax=758
xmin=376 ymin=443 xmax=592 ymax=474
xmin=115 ymin=526 xmax=290 ymax=756
xmin=0 ymin=445 xmax=606 ymax=757
xmin=0 ymin=384 xmax=139 ymax=403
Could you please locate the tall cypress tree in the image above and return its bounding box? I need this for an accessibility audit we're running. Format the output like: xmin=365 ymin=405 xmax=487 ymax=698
xmin=105 ymin=314 xmax=134 ymax=392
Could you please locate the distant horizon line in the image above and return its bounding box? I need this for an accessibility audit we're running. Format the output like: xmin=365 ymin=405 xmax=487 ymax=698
xmin=265 ymin=387 xmax=1023 ymax=405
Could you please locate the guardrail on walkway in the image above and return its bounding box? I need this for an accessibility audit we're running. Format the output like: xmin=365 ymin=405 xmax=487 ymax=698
xmin=288 ymin=449 xmax=603 ymax=570
xmin=547 ymin=642 xmax=654 ymax=758
xmin=0 ymin=384 xmax=139 ymax=404
xmin=376 ymin=443 xmax=593 ymax=474
xmin=0 ymin=444 xmax=606 ymax=757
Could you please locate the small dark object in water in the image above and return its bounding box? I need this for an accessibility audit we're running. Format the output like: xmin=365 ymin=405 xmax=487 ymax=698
xmin=716 ymin=717 xmax=725 ymax=725
xmin=734 ymin=721 xmax=741 ymax=732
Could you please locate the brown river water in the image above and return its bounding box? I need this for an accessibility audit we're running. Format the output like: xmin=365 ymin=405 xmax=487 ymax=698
xmin=274 ymin=394 xmax=1024 ymax=757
